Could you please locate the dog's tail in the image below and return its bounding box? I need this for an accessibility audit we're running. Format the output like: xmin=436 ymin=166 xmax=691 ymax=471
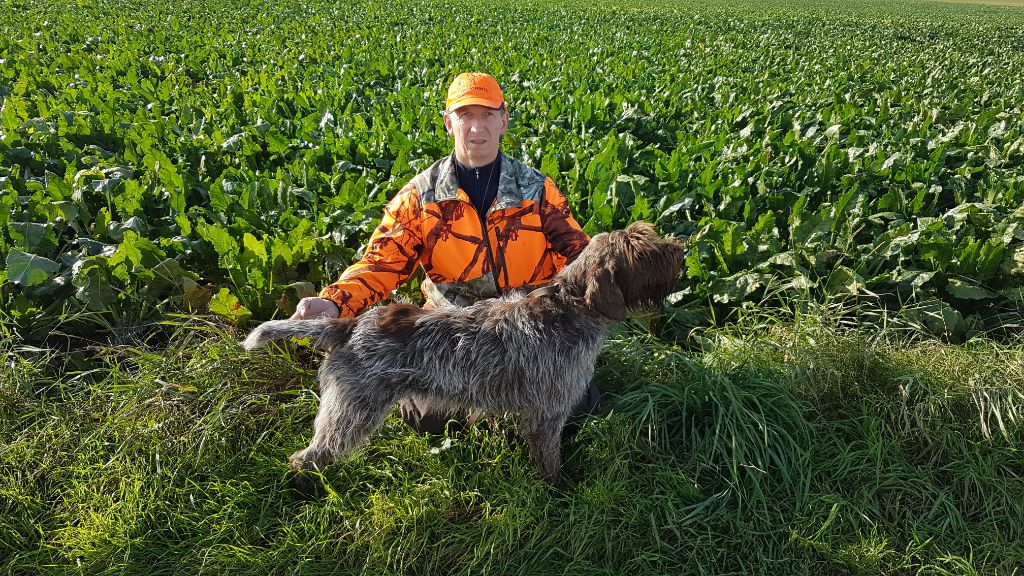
xmin=242 ymin=318 xmax=357 ymax=352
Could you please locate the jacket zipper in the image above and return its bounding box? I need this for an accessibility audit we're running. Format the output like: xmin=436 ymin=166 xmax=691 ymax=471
xmin=472 ymin=167 xmax=502 ymax=296
xmin=479 ymin=209 xmax=502 ymax=296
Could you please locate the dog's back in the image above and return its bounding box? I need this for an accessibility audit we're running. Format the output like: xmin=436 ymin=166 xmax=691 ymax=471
xmin=338 ymin=295 xmax=607 ymax=413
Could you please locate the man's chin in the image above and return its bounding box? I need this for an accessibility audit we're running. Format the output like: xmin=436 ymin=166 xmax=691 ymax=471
xmin=458 ymin=149 xmax=500 ymax=166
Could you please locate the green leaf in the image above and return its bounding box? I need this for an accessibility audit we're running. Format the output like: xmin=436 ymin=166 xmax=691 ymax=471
xmin=209 ymin=288 xmax=252 ymax=326
xmin=288 ymin=281 xmax=318 ymax=300
xmin=918 ymin=237 xmax=954 ymax=271
xmin=0 ymin=178 xmax=14 ymax=230
xmin=790 ymin=203 xmax=835 ymax=248
xmin=917 ymin=299 xmax=966 ymax=342
xmin=710 ymin=272 xmax=769 ymax=303
xmin=6 ymin=249 xmax=59 ymax=286
xmin=9 ymin=222 xmax=54 ymax=252
xmin=1001 ymin=244 xmax=1024 ymax=276
xmin=46 ymin=171 xmax=71 ymax=200
xmin=169 ymin=185 xmax=186 ymax=215
xmin=954 ymin=236 xmax=1005 ymax=280
xmin=749 ymin=211 xmax=780 ymax=254
xmin=197 ymin=221 xmax=238 ymax=264
xmin=221 ymin=133 xmax=247 ymax=152
xmin=893 ymin=269 xmax=936 ymax=293
xmin=175 ymin=213 xmax=192 ymax=236
xmin=824 ymin=266 xmax=863 ymax=295
xmin=113 ymin=179 xmax=145 ymax=216
xmin=540 ymin=152 xmax=559 ymax=178
xmin=945 ymin=278 xmax=997 ymax=300
xmin=685 ymin=249 xmax=707 ymax=281
xmin=243 ymin=232 xmax=268 ymax=263
xmin=208 ymin=180 xmax=231 ymax=213
xmin=115 ymin=230 xmax=145 ymax=268
xmin=73 ymin=257 xmax=118 ymax=311
xmin=265 ymin=129 xmax=291 ymax=154
xmin=149 ymin=258 xmax=196 ymax=292
xmin=1003 ymin=286 xmax=1024 ymax=305
xmin=880 ymin=152 xmax=902 ymax=173
xmin=630 ymin=194 xmax=650 ymax=222
xmin=271 ymin=238 xmax=293 ymax=266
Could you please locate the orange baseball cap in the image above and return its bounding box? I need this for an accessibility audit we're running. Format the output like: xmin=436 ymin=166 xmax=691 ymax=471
xmin=445 ymin=72 xmax=504 ymax=111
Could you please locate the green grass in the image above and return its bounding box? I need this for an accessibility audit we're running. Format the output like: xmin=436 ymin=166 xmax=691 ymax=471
xmin=2 ymin=311 xmax=1022 ymax=574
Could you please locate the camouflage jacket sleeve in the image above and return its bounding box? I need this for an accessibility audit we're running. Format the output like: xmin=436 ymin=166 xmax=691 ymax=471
xmin=319 ymin=184 xmax=424 ymax=317
xmin=540 ymin=177 xmax=590 ymax=267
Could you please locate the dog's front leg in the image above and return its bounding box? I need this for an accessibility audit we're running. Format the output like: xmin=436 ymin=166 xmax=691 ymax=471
xmin=290 ymin=377 xmax=390 ymax=472
xmin=522 ymin=414 xmax=567 ymax=483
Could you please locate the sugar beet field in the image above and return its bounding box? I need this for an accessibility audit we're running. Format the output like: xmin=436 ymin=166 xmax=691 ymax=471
xmin=3 ymin=0 xmax=1024 ymax=574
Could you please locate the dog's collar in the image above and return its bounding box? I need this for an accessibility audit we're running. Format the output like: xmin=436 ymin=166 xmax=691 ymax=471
xmin=526 ymin=283 xmax=562 ymax=299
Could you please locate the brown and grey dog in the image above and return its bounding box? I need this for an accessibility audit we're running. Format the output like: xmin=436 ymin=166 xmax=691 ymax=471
xmin=243 ymin=222 xmax=685 ymax=482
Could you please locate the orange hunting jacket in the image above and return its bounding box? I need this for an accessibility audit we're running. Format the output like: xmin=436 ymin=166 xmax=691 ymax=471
xmin=320 ymin=152 xmax=590 ymax=317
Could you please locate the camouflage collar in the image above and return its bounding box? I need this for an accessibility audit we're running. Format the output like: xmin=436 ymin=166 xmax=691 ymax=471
xmin=429 ymin=152 xmax=545 ymax=214
xmin=431 ymin=154 xmax=460 ymax=202
xmin=492 ymin=153 xmax=524 ymax=213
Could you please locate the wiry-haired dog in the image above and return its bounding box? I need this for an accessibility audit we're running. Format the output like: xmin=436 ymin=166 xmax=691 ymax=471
xmin=244 ymin=222 xmax=685 ymax=483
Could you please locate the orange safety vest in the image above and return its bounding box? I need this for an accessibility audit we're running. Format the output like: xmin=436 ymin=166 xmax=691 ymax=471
xmin=320 ymin=152 xmax=590 ymax=316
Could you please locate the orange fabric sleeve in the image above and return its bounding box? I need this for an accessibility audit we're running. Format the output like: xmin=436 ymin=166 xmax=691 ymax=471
xmin=540 ymin=177 xmax=589 ymax=268
xmin=319 ymin=185 xmax=424 ymax=317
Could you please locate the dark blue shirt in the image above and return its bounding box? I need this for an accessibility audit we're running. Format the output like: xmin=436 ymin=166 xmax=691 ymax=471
xmin=454 ymin=156 xmax=500 ymax=220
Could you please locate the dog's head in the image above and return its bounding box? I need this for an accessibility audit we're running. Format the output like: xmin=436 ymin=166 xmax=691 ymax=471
xmin=558 ymin=221 xmax=685 ymax=322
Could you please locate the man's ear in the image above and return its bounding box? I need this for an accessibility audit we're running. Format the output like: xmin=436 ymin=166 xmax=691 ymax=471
xmin=443 ymin=112 xmax=453 ymax=135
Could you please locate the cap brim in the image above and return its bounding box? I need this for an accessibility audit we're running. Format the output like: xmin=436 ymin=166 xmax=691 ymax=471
xmin=447 ymin=97 xmax=504 ymax=111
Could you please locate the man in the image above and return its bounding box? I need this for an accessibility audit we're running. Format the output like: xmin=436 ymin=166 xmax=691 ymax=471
xmin=291 ymin=72 xmax=599 ymax=432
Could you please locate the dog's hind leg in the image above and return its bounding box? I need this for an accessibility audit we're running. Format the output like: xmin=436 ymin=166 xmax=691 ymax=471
xmin=521 ymin=413 xmax=568 ymax=483
xmin=289 ymin=377 xmax=392 ymax=472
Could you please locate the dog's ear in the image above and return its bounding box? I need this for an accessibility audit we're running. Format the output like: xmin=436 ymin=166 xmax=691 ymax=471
xmin=585 ymin=266 xmax=627 ymax=322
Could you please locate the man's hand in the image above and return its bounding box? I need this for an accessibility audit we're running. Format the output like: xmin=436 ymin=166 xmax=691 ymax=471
xmin=290 ymin=297 xmax=341 ymax=320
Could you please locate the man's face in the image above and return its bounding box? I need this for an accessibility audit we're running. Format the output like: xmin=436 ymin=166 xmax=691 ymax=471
xmin=444 ymin=104 xmax=508 ymax=167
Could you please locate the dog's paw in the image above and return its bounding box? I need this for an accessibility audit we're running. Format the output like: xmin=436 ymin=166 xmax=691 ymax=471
xmin=288 ymin=469 xmax=322 ymax=497
xmin=287 ymin=451 xmax=325 ymax=497
xmin=289 ymin=448 xmax=329 ymax=473
xmin=289 ymin=452 xmax=312 ymax=472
